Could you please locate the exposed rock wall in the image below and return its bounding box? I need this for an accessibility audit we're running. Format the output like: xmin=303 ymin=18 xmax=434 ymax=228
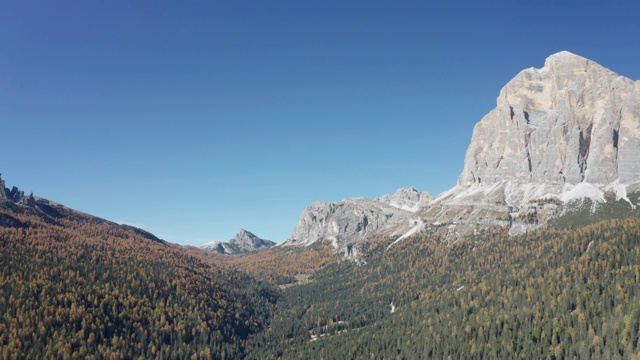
xmin=284 ymin=197 xmax=423 ymax=251
xmin=460 ymin=51 xmax=640 ymax=187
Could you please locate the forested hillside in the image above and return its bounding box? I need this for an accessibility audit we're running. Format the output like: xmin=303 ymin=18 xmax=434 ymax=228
xmin=203 ymin=243 xmax=339 ymax=285
xmin=245 ymin=219 xmax=640 ymax=359
xmin=0 ymin=202 xmax=277 ymax=359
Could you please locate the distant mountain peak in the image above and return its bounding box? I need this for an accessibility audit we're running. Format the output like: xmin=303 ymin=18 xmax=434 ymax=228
xmin=200 ymin=229 xmax=275 ymax=255
xmin=236 ymin=229 xmax=253 ymax=237
xmin=375 ymin=187 xmax=432 ymax=213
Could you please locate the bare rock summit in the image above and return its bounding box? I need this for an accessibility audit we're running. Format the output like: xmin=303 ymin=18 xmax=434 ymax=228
xmin=426 ymin=51 xmax=640 ymax=237
xmin=282 ymin=188 xmax=431 ymax=254
xmin=460 ymin=51 xmax=640 ymax=186
xmin=201 ymin=229 xmax=275 ymax=255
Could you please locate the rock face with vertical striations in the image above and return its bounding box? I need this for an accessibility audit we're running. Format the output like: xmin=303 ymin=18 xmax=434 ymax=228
xmin=460 ymin=51 xmax=640 ymax=186
xmin=423 ymin=51 xmax=640 ymax=237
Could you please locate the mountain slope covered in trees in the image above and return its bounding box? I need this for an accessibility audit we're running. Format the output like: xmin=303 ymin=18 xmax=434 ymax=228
xmin=0 ymin=201 xmax=277 ymax=359
xmin=243 ymin=219 xmax=640 ymax=359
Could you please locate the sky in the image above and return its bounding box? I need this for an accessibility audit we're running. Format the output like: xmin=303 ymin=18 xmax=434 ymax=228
xmin=2 ymin=1 xmax=640 ymax=246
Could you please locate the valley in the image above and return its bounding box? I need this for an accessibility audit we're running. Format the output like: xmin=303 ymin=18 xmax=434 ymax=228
xmin=1 ymin=50 xmax=640 ymax=359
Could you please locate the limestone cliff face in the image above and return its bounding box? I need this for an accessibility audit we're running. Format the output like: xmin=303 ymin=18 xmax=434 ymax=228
xmin=460 ymin=51 xmax=640 ymax=186
xmin=427 ymin=51 xmax=640 ymax=237
xmin=283 ymin=192 xmax=428 ymax=252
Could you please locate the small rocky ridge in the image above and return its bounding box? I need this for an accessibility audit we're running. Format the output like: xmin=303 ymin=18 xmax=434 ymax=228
xmin=0 ymin=174 xmax=35 ymax=205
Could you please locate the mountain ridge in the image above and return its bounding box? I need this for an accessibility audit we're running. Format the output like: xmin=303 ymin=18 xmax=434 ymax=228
xmin=282 ymin=187 xmax=431 ymax=255
xmin=0 ymin=174 xmax=165 ymax=243
xmin=282 ymin=51 xmax=640 ymax=252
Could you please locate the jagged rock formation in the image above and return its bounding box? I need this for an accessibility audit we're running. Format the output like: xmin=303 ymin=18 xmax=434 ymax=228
xmin=375 ymin=187 xmax=433 ymax=212
xmin=201 ymin=229 xmax=275 ymax=255
xmin=0 ymin=177 xmax=5 ymax=199
xmin=282 ymin=189 xmax=431 ymax=253
xmin=0 ymin=174 xmax=33 ymax=205
xmin=283 ymin=51 xmax=640 ymax=251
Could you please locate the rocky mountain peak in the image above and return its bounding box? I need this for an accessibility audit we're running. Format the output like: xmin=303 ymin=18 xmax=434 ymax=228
xmin=420 ymin=51 xmax=640 ymax=238
xmin=544 ymin=50 xmax=591 ymax=67
xmin=375 ymin=187 xmax=432 ymax=212
xmin=200 ymin=229 xmax=275 ymax=255
xmin=233 ymin=229 xmax=272 ymax=249
xmin=459 ymin=50 xmax=639 ymax=187
xmin=0 ymin=174 xmax=30 ymax=205
xmin=0 ymin=175 xmax=6 ymax=199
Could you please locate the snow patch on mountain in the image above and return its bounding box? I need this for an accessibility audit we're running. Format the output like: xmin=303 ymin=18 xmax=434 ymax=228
xmin=559 ymin=183 xmax=605 ymax=203
xmin=387 ymin=223 xmax=422 ymax=249
xmin=606 ymin=181 xmax=635 ymax=208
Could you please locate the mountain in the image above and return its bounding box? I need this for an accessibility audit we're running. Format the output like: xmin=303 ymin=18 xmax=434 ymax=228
xmin=201 ymin=229 xmax=275 ymax=254
xmin=425 ymin=51 xmax=640 ymax=237
xmin=459 ymin=51 xmax=639 ymax=186
xmin=4 ymin=52 xmax=640 ymax=360
xmin=281 ymin=188 xmax=431 ymax=255
xmin=283 ymin=51 xmax=640 ymax=251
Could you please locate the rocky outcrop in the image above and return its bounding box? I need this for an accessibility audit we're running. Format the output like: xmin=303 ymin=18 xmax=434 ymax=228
xmin=375 ymin=187 xmax=433 ymax=212
xmin=0 ymin=174 xmax=35 ymax=206
xmin=282 ymin=193 xmax=427 ymax=253
xmin=201 ymin=229 xmax=275 ymax=255
xmin=0 ymin=176 xmax=6 ymax=199
xmin=0 ymin=213 xmax=23 ymax=228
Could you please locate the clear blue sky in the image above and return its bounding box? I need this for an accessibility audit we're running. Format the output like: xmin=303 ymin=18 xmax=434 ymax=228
xmin=2 ymin=1 xmax=639 ymax=245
